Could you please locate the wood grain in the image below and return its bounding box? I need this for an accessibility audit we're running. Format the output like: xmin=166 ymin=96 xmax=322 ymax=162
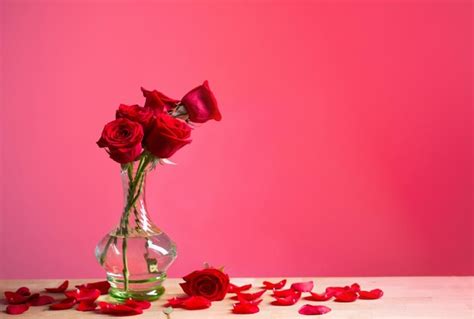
xmin=0 ymin=277 xmax=472 ymax=318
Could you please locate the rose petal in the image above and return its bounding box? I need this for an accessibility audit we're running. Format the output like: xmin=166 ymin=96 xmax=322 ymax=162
xmin=350 ymin=283 xmax=361 ymax=293
xmin=181 ymin=296 xmax=211 ymax=310
xmin=305 ymin=292 xmax=332 ymax=302
xmin=99 ymin=302 xmax=143 ymax=316
xmin=359 ymin=289 xmax=383 ymax=300
xmin=4 ymin=292 xmax=29 ymax=305
xmin=228 ymin=283 xmax=252 ymax=294
xmin=28 ymin=295 xmax=55 ymax=306
xmin=325 ymin=286 xmax=347 ymax=297
xmin=15 ymin=287 xmax=31 ymax=297
xmin=290 ymin=281 xmax=314 ymax=292
xmin=124 ymin=299 xmax=151 ymax=310
xmin=273 ymin=288 xmax=298 ymax=298
xmin=299 ymin=304 xmax=332 ymax=315
xmin=65 ymin=288 xmax=100 ymax=302
xmin=234 ymin=290 xmax=265 ymax=301
xmin=6 ymin=304 xmax=29 ymax=315
xmin=237 ymin=295 xmax=263 ymax=305
xmin=271 ymin=291 xmax=301 ymax=306
xmin=262 ymin=279 xmax=287 ymax=290
xmin=334 ymin=291 xmax=358 ymax=302
xmin=76 ymin=301 xmax=97 ymax=311
xmin=232 ymin=302 xmax=260 ymax=314
xmin=75 ymin=281 xmax=110 ymax=295
xmin=49 ymin=297 xmax=77 ymax=310
xmin=45 ymin=280 xmax=69 ymax=293
xmin=166 ymin=296 xmax=189 ymax=307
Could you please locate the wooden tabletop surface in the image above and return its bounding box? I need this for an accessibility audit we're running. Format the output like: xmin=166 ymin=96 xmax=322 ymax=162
xmin=1 ymin=277 xmax=472 ymax=318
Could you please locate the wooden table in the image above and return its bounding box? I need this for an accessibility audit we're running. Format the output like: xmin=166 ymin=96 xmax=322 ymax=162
xmin=1 ymin=277 xmax=472 ymax=318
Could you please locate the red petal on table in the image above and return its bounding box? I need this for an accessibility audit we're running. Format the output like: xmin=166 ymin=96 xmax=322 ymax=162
xmin=305 ymin=292 xmax=332 ymax=302
xmin=49 ymin=297 xmax=77 ymax=310
xmin=325 ymin=286 xmax=346 ymax=297
xmin=290 ymin=281 xmax=314 ymax=292
xmin=166 ymin=296 xmax=189 ymax=307
xmin=4 ymin=292 xmax=29 ymax=304
xmin=350 ymin=283 xmax=361 ymax=292
xmin=237 ymin=295 xmax=263 ymax=305
xmin=76 ymin=281 xmax=110 ymax=295
xmin=15 ymin=287 xmax=31 ymax=297
xmin=99 ymin=302 xmax=143 ymax=316
xmin=262 ymin=279 xmax=287 ymax=290
xmin=359 ymin=289 xmax=384 ymax=300
xmin=6 ymin=304 xmax=29 ymax=315
xmin=234 ymin=290 xmax=266 ymax=301
xmin=228 ymin=283 xmax=252 ymax=294
xmin=298 ymin=304 xmax=332 ymax=315
xmin=65 ymin=288 xmax=100 ymax=302
xmin=45 ymin=280 xmax=69 ymax=293
xmin=272 ymin=288 xmax=298 ymax=298
xmin=271 ymin=292 xmax=301 ymax=306
xmin=181 ymin=296 xmax=211 ymax=310
xmin=76 ymin=301 xmax=97 ymax=311
xmin=334 ymin=291 xmax=358 ymax=302
xmin=232 ymin=302 xmax=260 ymax=314
xmin=124 ymin=299 xmax=152 ymax=310
xmin=28 ymin=295 xmax=55 ymax=306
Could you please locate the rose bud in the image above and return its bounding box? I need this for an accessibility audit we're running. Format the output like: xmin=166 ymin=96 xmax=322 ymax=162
xmin=97 ymin=118 xmax=144 ymax=164
xmin=181 ymin=80 xmax=222 ymax=123
xmin=180 ymin=268 xmax=230 ymax=301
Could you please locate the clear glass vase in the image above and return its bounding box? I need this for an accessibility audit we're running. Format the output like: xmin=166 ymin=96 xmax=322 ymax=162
xmin=95 ymin=157 xmax=177 ymax=301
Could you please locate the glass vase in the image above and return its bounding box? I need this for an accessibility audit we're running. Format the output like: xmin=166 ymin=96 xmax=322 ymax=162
xmin=95 ymin=155 xmax=177 ymax=301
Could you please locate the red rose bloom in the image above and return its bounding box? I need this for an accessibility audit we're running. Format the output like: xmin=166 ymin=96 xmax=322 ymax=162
xmin=181 ymin=80 xmax=222 ymax=123
xmin=180 ymin=268 xmax=230 ymax=301
xmin=144 ymin=113 xmax=191 ymax=158
xmin=97 ymin=118 xmax=144 ymax=164
xmin=116 ymin=104 xmax=153 ymax=130
xmin=141 ymin=87 xmax=179 ymax=114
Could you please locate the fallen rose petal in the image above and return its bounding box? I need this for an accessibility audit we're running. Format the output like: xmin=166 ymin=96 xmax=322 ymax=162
xmin=49 ymin=297 xmax=77 ymax=310
xmin=76 ymin=301 xmax=97 ymax=311
xmin=325 ymin=286 xmax=347 ymax=297
xmin=291 ymin=281 xmax=314 ymax=292
xmin=350 ymin=283 xmax=361 ymax=292
xmin=4 ymin=292 xmax=29 ymax=305
xmin=76 ymin=281 xmax=110 ymax=295
xmin=15 ymin=287 xmax=31 ymax=297
xmin=45 ymin=280 xmax=69 ymax=293
xmin=234 ymin=290 xmax=265 ymax=301
xmin=124 ymin=299 xmax=151 ymax=310
xmin=262 ymin=279 xmax=287 ymax=290
xmin=65 ymin=288 xmax=100 ymax=302
xmin=28 ymin=295 xmax=55 ymax=306
xmin=298 ymin=304 xmax=332 ymax=315
xmin=359 ymin=289 xmax=384 ymax=300
xmin=166 ymin=296 xmax=189 ymax=307
xmin=228 ymin=283 xmax=252 ymax=294
xmin=6 ymin=304 xmax=29 ymax=315
xmin=271 ymin=292 xmax=301 ymax=306
xmin=181 ymin=296 xmax=211 ymax=310
xmin=99 ymin=302 xmax=143 ymax=316
xmin=232 ymin=302 xmax=260 ymax=314
xmin=305 ymin=292 xmax=332 ymax=302
xmin=237 ymin=295 xmax=263 ymax=305
xmin=334 ymin=291 xmax=358 ymax=302
xmin=272 ymin=288 xmax=297 ymax=298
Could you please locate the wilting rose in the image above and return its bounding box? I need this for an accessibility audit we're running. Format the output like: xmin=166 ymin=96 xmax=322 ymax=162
xmin=116 ymin=104 xmax=153 ymax=130
xmin=181 ymin=80 xmax=222 ymax=123
xmin=179 ymin=268 xmax=229 ymax=301
xmin=141 ymin=87 xmax=179 ymax=114
xmin=97 ymin=118 xmax=144 ymax=164
xmin=144 ymin=113 xmax=191 ymax=158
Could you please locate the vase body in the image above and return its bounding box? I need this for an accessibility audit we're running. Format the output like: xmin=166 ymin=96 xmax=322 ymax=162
xmin=95 ymin=160 xmax=177 ymax=301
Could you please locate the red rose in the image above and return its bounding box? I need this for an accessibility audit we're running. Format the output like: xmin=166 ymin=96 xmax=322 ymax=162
xmin=144 ymin=113 xmax=191 ymax=158
xmin=97 ymin=118 xmax=144 ymax=164
xmin=179 ymin=268 xmax=230 ymax=301
xmin=181 ymin=80 xmax=222 ymax=123
xmin=141 ymin=87 xmax=179 ymax=114
xmin=116 ymin=104 xmax=153 ymax=130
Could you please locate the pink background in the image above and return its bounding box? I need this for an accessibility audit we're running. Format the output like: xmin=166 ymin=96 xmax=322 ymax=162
xmin=0 ymin=1 xmax=472 ymax=279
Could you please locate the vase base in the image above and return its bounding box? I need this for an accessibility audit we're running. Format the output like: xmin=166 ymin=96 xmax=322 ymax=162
xmin=109 ymin=285 xmax=165 ymax=301
xmin=107 ymin=273 xmax=167 ymax=301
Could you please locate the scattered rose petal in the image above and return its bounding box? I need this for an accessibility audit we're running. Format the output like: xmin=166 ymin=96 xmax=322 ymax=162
xmin=291 ymin=281 xmax=314 ymax=292
xmin=350 ymin=283 xmax=361 ymax=292
xmin=28 ymin=295 xmax=55 ymax=306
xmin=166 ymin=297 xmax=188 ymax=307
xmin=334 ymin=291 xmax=358 ymax=302
xmin=237 ymin=295 xmax=263 ymax=306
xmin=99 ymin=302 xmax=143 ymax=316
xmin=65 ymin=288 xmax=100 ymax=302
xmin=305 ymin=291 xmax=332 ymax=302
xmin=181 ymin=296 xmax=211 ymax=310
xmin=45 ymin=280 xmax=69 ymax=293
xmin=124 ymin=299 xmax=151 ymax=310
xmin=76 ymin=301 xmax=97 ymax=311
xmin=271 ymin=291 xmax=301 ymax=306
xmin=262 ymin=279 xmax=287 ymax=290
xmin=6 ymin=304 xmax=29 ymax=315
xmin=359 ymin=289 xmax=383 ymax=300
xmin=232 ymin=302 xmax=260 ymax=314
xmin=272 ymin=288 xmax=297 ymax=298
xmin=49 ymin=297 xmax=77 ymax=310
xmin=234 ymin=290 xmax=265 ymax=301
xmin=228 ymin=283 xmax=252 ymax=294
xmin=15 ymin=287 xmax=31 ymax=297
xmin=299 ymin=304 xmax=332 ymax=315
xmin=4 ymin=292 xmax=29 ymax=305
xmin=325 ymin=286 xmax=347 ymax=297
xmin=75 ymin=281 xmax=110 ymax=295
